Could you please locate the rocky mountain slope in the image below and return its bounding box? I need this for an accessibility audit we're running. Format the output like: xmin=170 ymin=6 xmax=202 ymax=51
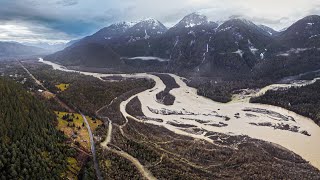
xmin=278 ymin=15 xmax=320 ymax=48
xmin=45 ymin=13 xmax=320 ymax=80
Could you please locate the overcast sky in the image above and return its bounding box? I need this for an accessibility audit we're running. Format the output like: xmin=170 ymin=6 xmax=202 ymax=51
xmin=0 ymin=0 xmax=319 ymax=44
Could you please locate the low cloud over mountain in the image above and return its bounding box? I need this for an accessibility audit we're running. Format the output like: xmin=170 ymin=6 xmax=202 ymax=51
xmin=1 ymin=0 xmax=320 ymax=45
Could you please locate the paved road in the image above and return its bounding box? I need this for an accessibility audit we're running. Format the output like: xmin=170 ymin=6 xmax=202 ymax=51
xmin=18 ymin=60 xmax=74 ymax=112
xmin=81 ymin=113 xmax=103 ymax=180
xmin=19 ymin=60 xmax=102 ymax=179
xmin=18 ymin=60 xmax=47 ymax=90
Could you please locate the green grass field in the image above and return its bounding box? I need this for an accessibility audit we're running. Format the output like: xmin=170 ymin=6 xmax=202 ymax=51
xmin=55 ymin=111 xmax=102 ymax=151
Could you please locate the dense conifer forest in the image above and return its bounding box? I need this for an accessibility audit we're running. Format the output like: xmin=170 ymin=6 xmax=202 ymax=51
xmin=251 ymin=80 xmax=320 ymax=126
xmin=188 ymin=79 xmax=270 ymax=103
xmin=0 ymin=78 xmax=75 ymax=179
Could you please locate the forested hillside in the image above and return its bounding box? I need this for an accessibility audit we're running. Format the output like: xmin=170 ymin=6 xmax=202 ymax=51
xmin=0 ymin=78 xmax=74 ymax=179
xmin=251 ymin=80 xmax=320 ymax=126
xmin=187 ymin=78 xmax=270 ymax=103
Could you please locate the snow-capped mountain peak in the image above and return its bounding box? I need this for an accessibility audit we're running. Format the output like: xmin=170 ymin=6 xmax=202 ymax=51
xmin=114 ymin=21 xmax=137 ymax=29
xmin=125 ymin=18 xmax=167 ymax=40
xmin=87 ymin=21 xmax=136 ymax=42
xmin=131 ymin=18 xmax=167 ymax=31
xmin=175 ymin=12 xmax=209 ymax=28
xmin=141 ymin=18 xmax=161 ymax=26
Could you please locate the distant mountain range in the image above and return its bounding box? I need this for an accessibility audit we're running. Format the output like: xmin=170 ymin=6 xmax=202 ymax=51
xmin=0 ymin=39 xmax=80 ymax=60
xmin=45 ymin=13 xmax=320 ymax=80
xmin=0 ymin=42 xmax=49 ymax=59
xmin=22 ymin=39 xmax=79 ymax=52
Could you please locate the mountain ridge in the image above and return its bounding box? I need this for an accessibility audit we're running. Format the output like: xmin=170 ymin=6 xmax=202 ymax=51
xmin=0 ymin=41 xmax=49 ymax=59
xmin=45 ymin=14 xmax=320 ymax=80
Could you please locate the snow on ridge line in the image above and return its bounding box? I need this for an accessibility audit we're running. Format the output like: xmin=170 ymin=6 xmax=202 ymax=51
xmin=138 ymin=18 xmax=161 ymax=26
xmin=114 ymin=21 xmax=138 ymax=28
xmin=123 ymin=56 xmax=170 ymax=62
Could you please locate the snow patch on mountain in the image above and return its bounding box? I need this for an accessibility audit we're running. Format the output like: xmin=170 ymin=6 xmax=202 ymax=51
xmin=259 ymin=49 xmax=268 ymax=60
xmin=128 ymin=36 xmax=142 ymax=43
xmin=234 ymin=32 xmax=244 ymax=40
xmin=248 ymin=40 xmax=259 ymax=54
xmin=233 ymin=49 xmax=244 ymax=58
xmin=190 ymin=40 xmax=195 ymax=46
xmin=249 ymin=46 xmax=259 ymax=54
xmin=173 ymin=37 xmax=179 ymax=48
xmin=188 ymin=30 xmax=196 ymax=36
xmin=309 ymin=34 xmax=320 ymax=39
xmin=217 ymin=26 xmax=232 ymax=32
xmin=186 ymin=23 xmax=197 ymax=28
xmin=144 ymin=30 xmax=150 ymax=39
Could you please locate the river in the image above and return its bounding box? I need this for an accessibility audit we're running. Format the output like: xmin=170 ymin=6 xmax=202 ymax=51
xmin=39 ymin=58 xmax=320 ymax=170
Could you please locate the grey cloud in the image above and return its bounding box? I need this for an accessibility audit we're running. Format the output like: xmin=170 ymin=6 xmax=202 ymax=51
xmin=56 ymin=0 xmax=78 ymax=6
xmin=308 ymin=5 xmax=320 ymax=15
xmin=0 ymin=20 xmax=73 ymax=44
xmin=248 ymin=17 xmax=286 ymax=25
xmin=1 ymin=0 xmax=320 ymax=43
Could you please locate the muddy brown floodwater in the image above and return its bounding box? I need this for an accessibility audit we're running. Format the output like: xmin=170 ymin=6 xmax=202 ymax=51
xmin=40 ymin=58 xmax=320 ymax=170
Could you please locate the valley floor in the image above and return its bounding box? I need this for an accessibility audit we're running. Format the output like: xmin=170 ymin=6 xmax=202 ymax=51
xmin=38 ymin=58 xmax=320 ymax=179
